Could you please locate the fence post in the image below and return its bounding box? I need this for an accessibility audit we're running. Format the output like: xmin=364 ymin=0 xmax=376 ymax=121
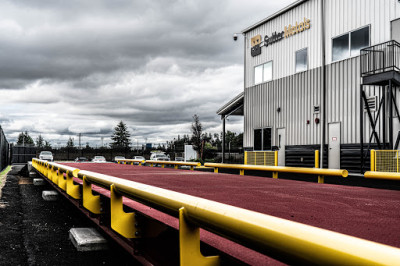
xmin=315 ymin=150 xmax=324 ymax=183
xmin=244 ymin=151 xmax=247 ymax=165
xmin=371 ymin=149 xmax=375 ymax=171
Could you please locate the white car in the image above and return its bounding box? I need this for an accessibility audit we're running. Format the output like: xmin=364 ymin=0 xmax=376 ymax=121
xmin=39 ymin=151 xmax=53 ymax=161
xmin=92 ymin=156 xmax=106 ymax=163
xmin=133 ymin=156 xmax=146 ymax=165
xmin=151 ymin=154 xmax=170 ymax=161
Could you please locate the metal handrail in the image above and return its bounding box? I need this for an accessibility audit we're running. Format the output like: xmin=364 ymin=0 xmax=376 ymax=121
xmin=145 ymin=160 xmax=201 ymax=167
xmin=364 ymin=171 xmax=400 ymax=181
xmin=32 ymin=159 xmax=400 ymax=264
xmin=117 ymin=159 xmax=146 ymax=165
xmin=204 ymin=163 xmax=348 ymax=177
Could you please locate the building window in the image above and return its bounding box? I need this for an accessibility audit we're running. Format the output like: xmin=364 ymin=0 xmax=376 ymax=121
xmin=295 ymin=48 xmax=308 ymax=72
xmin=332 ymin=26 xmax=370 ymax=62
xmin=254 ymin=65 xmax=263 ymax=85
xmin=254 ymin=128 xmax=272 ymax=151
xmin=254 ymin=61 xmax=273 ymax=84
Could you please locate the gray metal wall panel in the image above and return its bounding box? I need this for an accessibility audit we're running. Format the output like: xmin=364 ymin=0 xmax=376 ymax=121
xmin=244 ymin=56 xmax=384 ymax=148
xmin=244 ymin=0 xmax=400 ymax=88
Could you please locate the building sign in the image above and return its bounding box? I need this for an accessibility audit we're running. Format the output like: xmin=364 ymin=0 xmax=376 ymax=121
xmin=251 ymin=18 xmax=311 ymax=57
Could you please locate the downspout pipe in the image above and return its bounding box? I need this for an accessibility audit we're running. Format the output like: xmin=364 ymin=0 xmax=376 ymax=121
xmin=320 ymin=0 xmax=326 ymax=168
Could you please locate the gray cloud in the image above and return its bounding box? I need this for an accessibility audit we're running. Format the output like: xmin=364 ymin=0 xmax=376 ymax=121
xmin=0 ymin=0 xmax=293 ymax=145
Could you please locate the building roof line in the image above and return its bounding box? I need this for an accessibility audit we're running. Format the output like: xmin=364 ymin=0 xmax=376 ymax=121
xmin=217 ymin=92 xmax=244 ymax=116
xmin=241 ymin=0 xmax=309 ymax=34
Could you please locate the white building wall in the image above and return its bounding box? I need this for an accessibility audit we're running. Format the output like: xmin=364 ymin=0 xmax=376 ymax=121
xmin=244 ymin=0 xmax=400 ymax=88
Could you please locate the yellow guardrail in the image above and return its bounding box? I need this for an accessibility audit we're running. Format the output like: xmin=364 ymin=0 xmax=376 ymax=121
xmin=117 ymin=159 xmax=200 ymax=170
xmin=117 ymin=159 xmax=146 ymax=166
xmin=245 ymin=151 xmax=277 ymax=166
xmin=145 ymin=160 xmax=201 ymax=170
xmin=371 ymin=149 xmax=400 ymax=172
xmin=31 ymin=158 xmax=400 ymax=265
xmin=364 ymin=171 xmax=400 ymax=181
xmin=204 ymin=163 xmax=348 ymax=183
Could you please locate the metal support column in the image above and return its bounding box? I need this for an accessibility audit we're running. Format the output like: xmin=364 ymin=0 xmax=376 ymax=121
xmin=389 ymin=80 xmax=393 ymax=149
xmin=383 ymin=85 xmax=386 ymax=149
xmin=222 ymin=115 xmax=226 ymax=163
xmin=360 ymin=84 xmax=364 ymax=173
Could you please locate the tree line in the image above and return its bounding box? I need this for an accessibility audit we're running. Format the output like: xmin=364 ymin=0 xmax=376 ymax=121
xmin=16 ymin=116 xmax=243 ymax=161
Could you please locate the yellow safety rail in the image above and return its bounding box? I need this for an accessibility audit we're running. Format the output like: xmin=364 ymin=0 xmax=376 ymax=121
xmin=144 ymin=160 xmax=201 ymax=170
xmin=204 ymin=163 xmax=348 ymax=182
xmin=245 ymin=151 xmax=277 ymax=166
xmin=117 ymin=159 xmax=146 ymax=166
xmin=371 ymin=149 xmax=400 ymax=172
xmin=31 ymin=159 xmax=400 ymax=265
xmin=364 ymin=171 xmax=400 ymax=181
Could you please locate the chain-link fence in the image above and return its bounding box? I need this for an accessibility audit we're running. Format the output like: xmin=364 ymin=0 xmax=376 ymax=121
xmin=0 ymin=126 xmax=10 ymax=171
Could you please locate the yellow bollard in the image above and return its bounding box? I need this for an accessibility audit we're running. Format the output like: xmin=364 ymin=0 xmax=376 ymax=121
xmin=315 ymin=150 xmax=324 ymax=183
xmin=370 ymin=149 xmax=375 ymax=172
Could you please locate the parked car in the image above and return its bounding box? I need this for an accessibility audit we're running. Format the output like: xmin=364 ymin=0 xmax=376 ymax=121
xmin=92 ymin=156 xmax=106 ymax=163
xmin=150 ymin=154 xmax=170 ymax=161
xmin=39 ymin=151 xmax=53 ymax=161
xmin=114 ymin=156 xmax=125 ymax=162
xmin=133 ymin=156 xmax=146 ymax=165
xmin=175 ymin=157 xmax=184 ymax=162
xmin=74 ymin=157 xmax=88 ymax=162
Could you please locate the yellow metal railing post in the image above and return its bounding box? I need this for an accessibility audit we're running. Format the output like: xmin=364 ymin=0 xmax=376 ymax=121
xmin=82 ymin=176 xmax=102 ymax=214
xmin=371 ymin=149 xmax=375 ymax=171
xmin=58 ymin=169 xmax=67 ymax=191
xmin=179 ymin=207 xmax=220 ymax=266
xmin=315 ymin=150 xmax=324 ymax=184
xmin=66 ymin=170 xmax=81 ymax=199
xmin=244 ymin=151 xmax=247 ymax=165
xmin=272 ymin=151 xmax=279 ymax=179
xmin=254 ymin=152 xmax=257 ymax=166
xmin=397 ymin=151 xmax=399 ymax=173
xmin=110 ymin=184 xmax=138 ymax=238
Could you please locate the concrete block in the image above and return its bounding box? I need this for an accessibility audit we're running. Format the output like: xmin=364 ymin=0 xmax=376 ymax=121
xmin=33 ymin=178 xmax=45 ymax=186
xmin=29 ymin=172 xmax=37 ymax=178
xmin=27 ymin=162 xmax=33 ymax=172
xmin=42 ymin=190 xmax=58 ymax=201
xmin=69 ymin=228 xmax=108 ymax=251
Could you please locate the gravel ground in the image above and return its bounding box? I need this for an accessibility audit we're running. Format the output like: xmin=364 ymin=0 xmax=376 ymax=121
xmin=0 ymin=165 xmax=138 ymax=266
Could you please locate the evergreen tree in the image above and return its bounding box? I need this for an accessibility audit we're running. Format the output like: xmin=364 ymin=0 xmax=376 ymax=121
xmin=44 ymin=140 xmax=52 ymax=149
xmin=66 ymin=137 xmax=74 ymax=148
xmin=17 ymin=131 xmax=34 ymax=145
xmin=191 ymin=114 xmax=203 ymax=158
xmin=36 ymin=134 xmax=44 ymax=148
xmin=110 ymin=121 xmax=131 ymax=148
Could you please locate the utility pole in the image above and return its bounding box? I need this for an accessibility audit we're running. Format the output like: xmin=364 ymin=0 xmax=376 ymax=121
xmin=78 ymin=133 xmax=82 ymax=149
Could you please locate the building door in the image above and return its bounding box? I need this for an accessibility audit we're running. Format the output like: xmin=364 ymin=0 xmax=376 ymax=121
xmin=277 ymin=128 xmax=285 ymax=166
xmin=328 ymin=122 xmax=341 ymax=169
xmin=392 ymin=19 xmax=400 ymax=43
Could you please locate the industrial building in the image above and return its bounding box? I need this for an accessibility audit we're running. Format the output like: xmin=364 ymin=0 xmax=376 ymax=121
xmin=218 ymin=0 xmax=400 ymax=172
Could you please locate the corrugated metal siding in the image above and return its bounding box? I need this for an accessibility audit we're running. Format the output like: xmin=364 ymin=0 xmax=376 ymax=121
xmin=244 ymin=0 xmax=400 ymax=88
xmin=244 ymin=67 xmax=322 ymax=147
xmin=244 ymin=56 xmax=383 ymax=147
xmin=244 ymin=0 xmax=322 ymax=87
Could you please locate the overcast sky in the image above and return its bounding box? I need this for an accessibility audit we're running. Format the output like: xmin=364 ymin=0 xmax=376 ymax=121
xmin=0 ymin=0 xmax=293 ymax=147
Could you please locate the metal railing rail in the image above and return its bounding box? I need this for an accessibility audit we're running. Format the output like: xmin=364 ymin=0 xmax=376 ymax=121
xmin=364 ymin=171 xmax=400 ymax=181
xmin=204 ymin=162 xmax=348 ymax=182
xmin=145 ymin=160 xmax=201 ymax=170
xmin=31 ymin=158 xmax=400 ymax=265
xmin=361 ymin=40 xmax=400 ymax=77
xmin=117 ymin=159 xmax=146 ymax=166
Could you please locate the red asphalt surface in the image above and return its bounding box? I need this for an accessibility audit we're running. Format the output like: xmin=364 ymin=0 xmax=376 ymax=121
xmin=63 ymin=162 xmax=400 ymax=265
